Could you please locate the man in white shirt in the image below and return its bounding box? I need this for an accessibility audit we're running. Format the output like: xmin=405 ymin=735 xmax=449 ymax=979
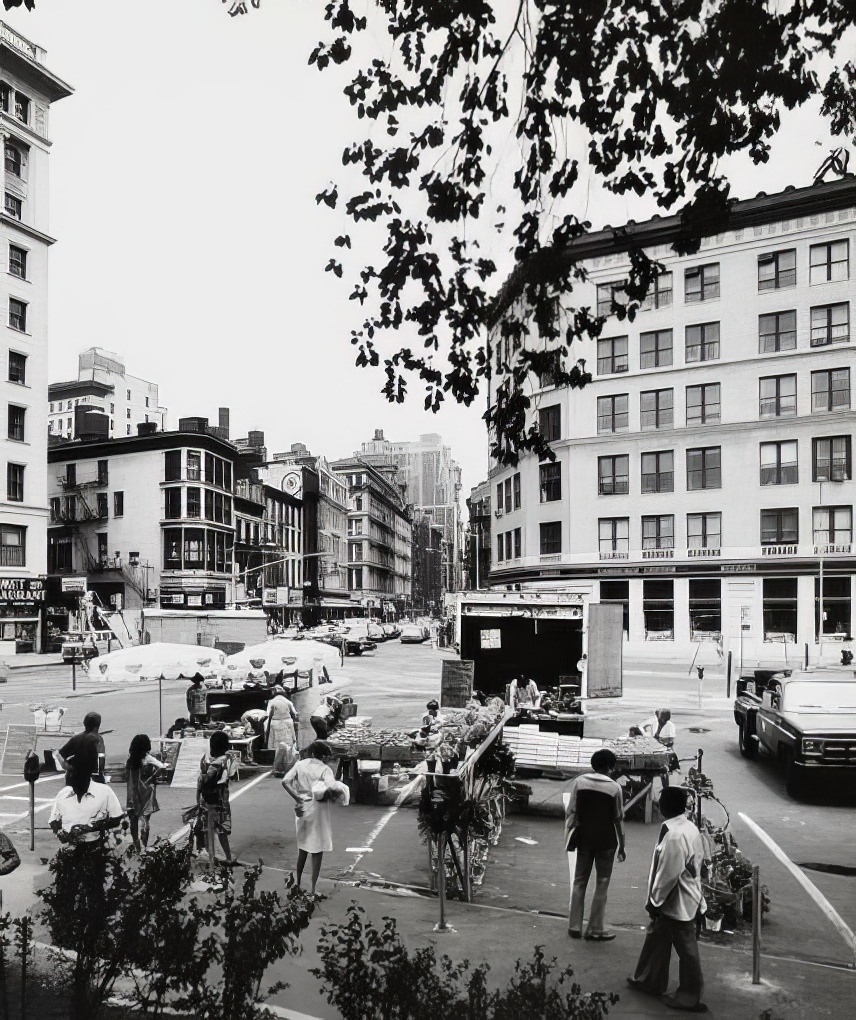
xmin=627 ymin=787 xmax=707 ymax=1012
xmin=49 ymin=760 xmax=125 ymax=846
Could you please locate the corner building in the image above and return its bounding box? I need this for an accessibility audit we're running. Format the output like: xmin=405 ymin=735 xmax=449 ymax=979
xmin=491 ymin=178 xmax=856 ymax=664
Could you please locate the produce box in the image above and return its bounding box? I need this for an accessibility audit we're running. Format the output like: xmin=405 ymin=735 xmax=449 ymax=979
xmin=381 ymin=744 xmax=418 ymax=762
xmin=357 ymin=743 xmax=382 ymax=759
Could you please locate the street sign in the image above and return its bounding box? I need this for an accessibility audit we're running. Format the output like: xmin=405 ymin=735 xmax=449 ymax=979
xmin=61 ymin=577 xmax=87 ymax=595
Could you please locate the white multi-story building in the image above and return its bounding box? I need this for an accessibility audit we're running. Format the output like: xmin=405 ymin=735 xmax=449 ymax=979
xmin=490 ymin=177 xmax=856 ymax=664
xmin=1 ymin=23 xmax=71 ymax=652
xmin=48 ymin=347 xmax=166 ymax=441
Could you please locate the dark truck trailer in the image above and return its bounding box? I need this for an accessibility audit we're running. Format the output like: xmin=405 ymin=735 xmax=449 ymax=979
xmin=453 ymin=592 xmax=622 ymax=702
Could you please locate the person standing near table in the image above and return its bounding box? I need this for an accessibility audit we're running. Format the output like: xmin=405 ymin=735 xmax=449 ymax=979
xmin=186 ymin=674 xmax=208 ymax=726
xmin=196 ymin=730 xmax=234 ymax=872
xmin=49 ymin=751 xmax=124 ymax=846
xmin=564 ymin=748 xmax=626 ymax=941
xmin=56 ymin=712 xmax=106 ymax=784
xmin=125 ymin=734 xmax=165 ymax=850
xmin=267 ymin=687 xmax=298 ymax=776
xmin=627 ymin=787 xmax=707 ymax=1012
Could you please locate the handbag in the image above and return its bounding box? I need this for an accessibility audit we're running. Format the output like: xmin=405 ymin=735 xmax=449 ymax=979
xmin=0 ymin=831 xmax=20 ymax=876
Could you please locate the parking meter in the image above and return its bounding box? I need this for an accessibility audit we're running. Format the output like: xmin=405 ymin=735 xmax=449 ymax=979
xmin=24 ymin=751 xmax=40 ymax=852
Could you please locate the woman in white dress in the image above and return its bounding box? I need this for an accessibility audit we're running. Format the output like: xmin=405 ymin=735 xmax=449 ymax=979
xmin=266 ymin=686 xmax=298 ymax=774
xmin=281 ymin=740 xmax=349 ymax=899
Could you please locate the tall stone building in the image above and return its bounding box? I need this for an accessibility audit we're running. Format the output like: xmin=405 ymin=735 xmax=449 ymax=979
xmin=1 ymin=23 xmax=71 ymax=652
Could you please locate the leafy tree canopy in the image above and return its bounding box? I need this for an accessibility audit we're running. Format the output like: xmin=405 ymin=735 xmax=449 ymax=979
xmin=8 ymin=0 xmax=856 ymax=463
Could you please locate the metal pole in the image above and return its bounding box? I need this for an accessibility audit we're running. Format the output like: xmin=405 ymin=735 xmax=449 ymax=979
xmin=819 ymin=546 xmax=825 ymax=664
xmin=71 ymin=657 xmax=76 ymax=692
xmin=751 ymin=864 xmax=762 ymax=984
xmin=435 ymin=833 xmax=449 ymax=931
xmin=726 ymin=650 xmax=732 ymax=699
xmin=158 ymin=674 xmax=163 ymax=736
xmin=28 ymin=782 xmax=34 ymax=852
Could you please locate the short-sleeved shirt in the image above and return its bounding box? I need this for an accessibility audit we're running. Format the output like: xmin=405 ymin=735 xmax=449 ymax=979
xmin=59 ymin=731 xmax=104 ymax=774
xmin=565 ymin=772 xmax=624 ymax=851
xmin=49 ymin=783 xmax=124 ymax=843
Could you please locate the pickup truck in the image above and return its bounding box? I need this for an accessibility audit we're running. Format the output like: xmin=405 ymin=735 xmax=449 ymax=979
xmin=734 ymin=670 xmax=856 ymax=797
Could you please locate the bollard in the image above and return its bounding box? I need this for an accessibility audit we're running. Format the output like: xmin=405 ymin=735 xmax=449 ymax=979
xmin=752 ymin=864 xmax=761 ymax=984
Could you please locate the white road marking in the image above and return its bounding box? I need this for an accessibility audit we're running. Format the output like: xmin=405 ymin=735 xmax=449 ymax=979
xmin=0 ymin=776 xmax=64 ymax=793
xmin=738 ymin=811 xmax=856 ymax=965
xmin=344 ymin=774 xmax=423 ymax=875
xmin=168 ymin=767 xmax=273 ymax=844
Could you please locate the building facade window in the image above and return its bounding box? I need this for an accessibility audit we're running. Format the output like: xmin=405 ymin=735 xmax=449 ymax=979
xmin=539 ymin=521 xmax=562 ymax=555
xmin=187 ymin=487 xmax=201 ymax=518
xmin=164 ymin=451 xmax=181 ymax=482
xmin=642 ymin=514 xmax=674 ymax=549
xmin=810 ymin=239 xmax=849 ymax=284
xmin=8 ymin=298 xmax=26 ymax=332
xmin=14 ymin=93 xmax=29 ymax=123
xmin=114 ymin=491 xmax=124 ymax=517
xmin=599 ymin=579 xmax=630 ymax=634
xmin=183 ymin=529 xmax=205 ymax=569
xmin=3 ymin=142 xmax=21 ymax=176
xmin=686 ymin=382 xmax=720 ymax=425
xmin=813 ymin=435 xmax=851 ymax=481
xmin=164 ymin=488 xmax=182 ymax=519
xmin=596 ymin=280 xmax=628 ymax=317
xmin=640 ymin=272 xmax=673 ymax=311
xmin=598 ymin=455 xmax=629 ymax=495
xmin=758 ymin=249 xmax=796 ymax=290
xmin=8 ymin=245 xmax=26 ymax=279
xmin=641 ymin=450 xmax=674 ymax=493
xmin=598 ymin=517 xmax=629 ymax=554
xmin=538 ymin=404 xmax=561 ymax=442
xmin=810 ymin=302 xmax=849 ymax=346
xmin=6 ymin=463 xmax=23 ymax=502
xmin=597 ymin=335 xmax=628 ymax=375
xmin=760 ymin=440 xmax=798 ymax=485
xmin=639 ymin=329 xmax=673 ymax=369
xmin=597 ymin=394 xmax=629 ymax=434
xmin=96 ymin=493 xmax=108 ymax=518
xmin=643 ymin=579 xmax=674 ymax=639
xmin=0 ymin=524 xmax=25 ymax=567
xmin=813 ymin=505 xmax=852 ymax=546
xmin=7 ymin=351 xmax=25 ymax=384
xmin=686 ymin=446 xmax=721 ymax=490
xmin=4 ymin=193 xmax=21 ymax=220
xmin=815 ymin=576 xmax=851 ymax=638
xmin=7 ymin=404 xmax=25 ymax=441
xmin=689 ymin=578 xmax=721 ymax=637
xmin=640 ymin=388 xmax=673 ymax=430
xmin=512 ymin=527 xmax=521 ymax=559
xmin=685 ymin=263 xmax=720 ymax=302
xmin=539 ymin=462 xmax=561 ymax=502
xmin=763 ymin=577 xmax=797 ymax=640
xmin=758 ymin=310 xmax=796 ymax=353
xmin=760 ymin=509 xmax=799 ymax=545
xmin=687 ymin=511 xmax=721 ymax=549
xmin=685 ymin=321 xmax=720 ymax=362
xmin=187 ymin=451 xmax=201 ymax=480
xmin=512 ymin=472 xmax=521 ymax=510
xmin=811 ymin=369 xmax=850 ymax=412
xmin=759 ymin=374 xmax=796 ymax=418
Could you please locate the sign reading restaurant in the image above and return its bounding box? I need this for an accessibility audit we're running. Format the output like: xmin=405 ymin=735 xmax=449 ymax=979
xmin=0 ymin=578 xmax=46 ymax=607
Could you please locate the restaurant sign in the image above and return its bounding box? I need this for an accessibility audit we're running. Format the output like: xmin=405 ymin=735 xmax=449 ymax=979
xmin=0 ymin=577 xmax=46 ymax=608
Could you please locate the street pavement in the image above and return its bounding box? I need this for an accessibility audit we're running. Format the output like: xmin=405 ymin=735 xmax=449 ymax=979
xmin=0 ymin=643 xmax=854 ymax=1017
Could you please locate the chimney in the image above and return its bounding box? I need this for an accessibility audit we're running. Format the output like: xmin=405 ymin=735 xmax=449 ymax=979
xmin=218 ymin=407 xmax=230 ymax=439
xmin=374 ymin=429 xmax=384 ymax=441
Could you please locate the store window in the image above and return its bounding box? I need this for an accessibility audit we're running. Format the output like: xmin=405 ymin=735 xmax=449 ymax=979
xmin=810 ymin=239 xmax=849 ymax=284
xmin=641 ymin=451 xmax=674 ymax=493
xmin=687 ymin=512 xmax=721 ymax=550
xmin=642 ymin=515 xmax=674 ymax=550
xmin=686 ymin=447 xmax=721 ymax=490
xmin=813 ymin=435 xmax=851 ymax=481
xmin=813 ymin=505 xmax=852 ymax=547
xmin=597 ymin=336 xmax=628 ymax=375
xmin=685 ymin=322 xmax=720 ymax=363
xmin=758 ymin=310 xmax=797 ymax=353
xmin=597 ymin=394 xmax=629 ymax=434
xmin=598 ymin=455 xmax=629 ymax=495
xmin=758 ymin=249 xmax=796 ymax=291
xmin=815 ymin=576 xmax=851 ymax=638
xmin=760 ymin=508 xmax=799 ymax=546
xmin=599 ymin=579 xmax=629 ymax=635
xmin=686 ymin=383 xmax=720 ymax=425
xmin=763 ymin=577 xmax=797 ymax=641
xmin=810 ymin=302 xmax=849 ymax=347
xmin=689 ymin=578 xmax=721 ymax=638
xmin=538 ymin=404 xmax=561 ymax=442
xmin=812 ymin=369 xmax=850 ymax=412
xmin=640 ymin=272 xmax=673 ymax=311
xmin=539 ymin=521 xmax=561 ymax=555
xmin=685 ymin=263 xmax=720 ymax=302
xmin=598 ymin=517 xmax=629 ymax=554
xmin=643 ymin=579 xmax=674 ymax=640
xmin=760 ymin=441 xmax=798 ymax=486
xmin=639 ymin=329 xmax=673 ymax=369
xmin=759 ymin=374 xmax=796 ymax=418
xmin=539 ymin=462 xmax=561 ymax=502
xmin=640 ymin=388 xmax=673 ymax=430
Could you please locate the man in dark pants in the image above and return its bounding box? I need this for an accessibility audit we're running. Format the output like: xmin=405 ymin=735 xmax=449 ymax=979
xmin=55 ymin=712 xmax=106 ymax=784
xmin=564 ymin=748 xmax=626 ymax=941
xmin=627 ymin=786 xmax=707 ymax=1012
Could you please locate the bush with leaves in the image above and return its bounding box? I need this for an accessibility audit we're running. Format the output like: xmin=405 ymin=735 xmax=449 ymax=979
xmin=313 ymin=903 xmax=619 ymax=1020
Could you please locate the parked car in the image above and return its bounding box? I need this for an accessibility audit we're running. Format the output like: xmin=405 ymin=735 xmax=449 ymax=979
xmin=341 ymin=626 xmax=377 ymax=656
xmin=366 ymin=621 xmax=387 ymax=643
xmin=61 ymin=630 xmax=113 ymax=664
xmin=400 ymin=624 xmax=428 ymax=644
xmin=382 ymin=623 xmax=401 ymax=640
xmin=733 ymin=669 xmax=856 ymax=797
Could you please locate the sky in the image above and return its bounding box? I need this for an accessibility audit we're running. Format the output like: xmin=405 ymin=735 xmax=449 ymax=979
xmin=5 ymin=1 xmax=843 ymax=506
